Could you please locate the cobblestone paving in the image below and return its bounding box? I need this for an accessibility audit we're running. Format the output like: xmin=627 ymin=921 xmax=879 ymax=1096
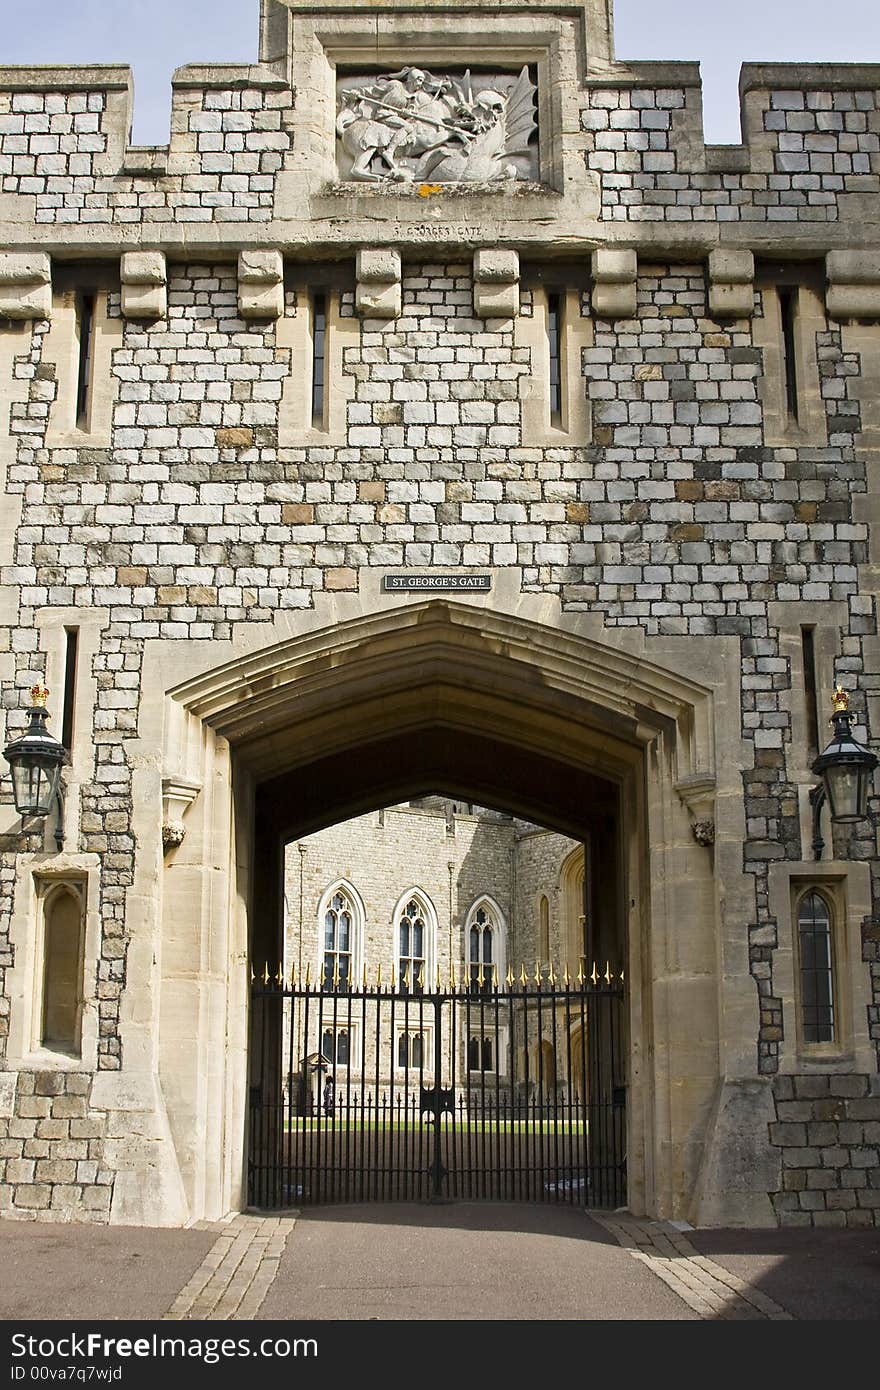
xmin=163 ymin=1213 xmax=294 ymax=1321
xmin=591 ymin=1214 xmax=795 ymax=1320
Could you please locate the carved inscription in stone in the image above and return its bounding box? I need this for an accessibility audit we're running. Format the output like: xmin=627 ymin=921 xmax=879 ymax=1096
xmin=336 ymin=66 xmax=538 ymax=184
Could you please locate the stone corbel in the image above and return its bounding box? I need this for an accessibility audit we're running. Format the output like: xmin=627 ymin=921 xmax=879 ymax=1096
xmin=0 ymin=251 xmax=51 ymax=320
xmin=675 ymin=773 xmax=716 ymax=848
xmin=161 ymin=776 xmax=201 ymax=852
xmin=238 ymin=249 xmax=284 ymax=320
xmin=473 ymin=249 xmax=519 ymax=321
xmin=825 ymin=250 xmax=880 ymax=322
xmin=356 ymin=248 xmax=401 ymax=319
xmin=121 ymin=251 xmax=167 ymax=320
xmin=708 ymin=249 xmax=755 ymax=320
xmin=590 ymin=248 xmax=637 ymax=320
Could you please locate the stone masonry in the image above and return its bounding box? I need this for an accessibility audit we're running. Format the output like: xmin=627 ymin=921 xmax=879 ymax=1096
xmin=0 ymin=2 xmax=879 ymax=1226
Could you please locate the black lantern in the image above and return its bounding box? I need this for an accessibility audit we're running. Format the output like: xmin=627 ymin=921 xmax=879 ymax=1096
xmin=809 ymin=686 xmax=877 ymax=858
xmin=3 ymin=684 xmax=66 ymax=819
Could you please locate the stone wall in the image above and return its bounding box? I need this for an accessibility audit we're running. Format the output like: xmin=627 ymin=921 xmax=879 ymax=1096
xmin=284 ymin=804 xmax=581 ymax=983
xmin=0 ymin=1070 xmax=112 ymax=1221
xmin=510 ymin=829 xmax=582 ymax=976
xmin=770 ymin=1074 xmax=880 ymax=1227
xmin=0 ymin=75 xmax=295 ymax=227
xmin=0 ymin=3 xmax=878 ymax=1225
xmin=582 ymin=73 xmax=880 ymax=225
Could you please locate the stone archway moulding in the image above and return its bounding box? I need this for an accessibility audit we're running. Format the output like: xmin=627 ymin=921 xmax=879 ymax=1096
xmin=146 ymin=598 xmax=758 ymax=1228
xmin=165 ymin=600 xmax=718 ymax=788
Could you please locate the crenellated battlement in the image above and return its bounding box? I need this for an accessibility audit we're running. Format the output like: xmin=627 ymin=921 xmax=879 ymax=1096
xmin=0 ymin=21 xmax=877 ymax=258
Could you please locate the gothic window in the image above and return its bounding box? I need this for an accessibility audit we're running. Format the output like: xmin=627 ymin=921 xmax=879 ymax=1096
xmin=466 ymin=897 xmax=506 ymax=994
xmin=469 ymin=908 xmax=494 ymax=993
xmin=318 ymin=882 xmax=364 ymax=990
xmin=796 ymin=890 xmax=836 ymax=1045
xmin=398 ymin=896 xmax=428 ymax=995
xmin=40 ymin=884 xmax=85 ymax=1053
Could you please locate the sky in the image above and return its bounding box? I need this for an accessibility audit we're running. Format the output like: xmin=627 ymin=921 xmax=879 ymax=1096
xmin=1 ymin=0 xmax=879 ymax=147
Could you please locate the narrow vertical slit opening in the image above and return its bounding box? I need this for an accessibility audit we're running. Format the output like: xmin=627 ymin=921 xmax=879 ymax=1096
xmin=547 ymin=291 xmax=562 ymax=427
xmin=801 ymin=625 xmax=819 ymax=758
xmin=311 ymin=291 xmax=327 ymax=429
xmin=75 ymin=291 xmax=96 ymax=430
xmin=62 ymin=627 xmax=79 ymax=753
xmin=778 ymin=286 xmax=799 ymax=422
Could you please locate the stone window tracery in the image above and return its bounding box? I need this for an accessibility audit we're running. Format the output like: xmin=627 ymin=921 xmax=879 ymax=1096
xmin=466 ymin=896 xmax=507 ymax=993
xmin=318 ymin=882 xmax=364 ymax=989
xmin=398 ymin=896 xmax=428 ymax=995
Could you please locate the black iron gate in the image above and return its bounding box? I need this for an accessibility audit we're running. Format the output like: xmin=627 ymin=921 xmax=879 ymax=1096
xmin=248 ymin=968 xmax=625 ymax=1209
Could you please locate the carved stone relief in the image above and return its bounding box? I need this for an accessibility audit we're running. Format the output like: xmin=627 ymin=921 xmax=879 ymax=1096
xmin=335 ymin=66 xmax=538 ymax=184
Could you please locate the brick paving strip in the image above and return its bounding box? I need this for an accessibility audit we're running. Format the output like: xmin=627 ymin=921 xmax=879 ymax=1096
xmin=163 ymin=1213 xmax=295 ymax=1321
xmin=591 ymin=1214 xmax=794 ymax=1320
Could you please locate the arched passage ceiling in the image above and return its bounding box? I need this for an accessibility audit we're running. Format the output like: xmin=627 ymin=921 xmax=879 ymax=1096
xmin=257 ymin=723 xmax=620 ymax=845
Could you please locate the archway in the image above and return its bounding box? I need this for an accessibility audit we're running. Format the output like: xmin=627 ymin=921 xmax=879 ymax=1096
xmin=161 ymin=600 xmax=722 ymax=1224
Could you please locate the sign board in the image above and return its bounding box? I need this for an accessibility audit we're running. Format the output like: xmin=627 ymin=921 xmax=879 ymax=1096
xmin=382 ymin=575 xmax=492 ymax=592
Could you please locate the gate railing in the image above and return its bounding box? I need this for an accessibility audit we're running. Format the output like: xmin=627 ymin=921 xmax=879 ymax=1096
xmin=248 ymin=965 xmax=625 ymax=1210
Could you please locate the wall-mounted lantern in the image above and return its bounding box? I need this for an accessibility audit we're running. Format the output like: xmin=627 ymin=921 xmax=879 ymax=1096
xmin=810 ymin=686 xmax=877 ymax=859
xmin=3 ymin=684 xmax=66 ymax=845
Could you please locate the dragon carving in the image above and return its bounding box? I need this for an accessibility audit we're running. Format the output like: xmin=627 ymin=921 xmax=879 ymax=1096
xmin=336 ymin=66 xmax=538 ymax=184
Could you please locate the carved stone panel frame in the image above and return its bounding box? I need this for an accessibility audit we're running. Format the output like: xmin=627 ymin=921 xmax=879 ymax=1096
xmin=268 ymin=7 xmax=602 ymax=247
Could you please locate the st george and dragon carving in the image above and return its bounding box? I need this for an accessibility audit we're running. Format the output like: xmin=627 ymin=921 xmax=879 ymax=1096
xmin=336 ymin=66 xmax=538 ymax=184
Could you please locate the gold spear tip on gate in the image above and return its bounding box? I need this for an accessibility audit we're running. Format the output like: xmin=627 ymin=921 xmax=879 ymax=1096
xmin=275 ymin=962 xmax=284 ymax=986
xmin=417 ymin=963 xmax=425 ymax=990
xmin=505 ymin=963 xmax=514 ymax=988
xmin=305 ymin=962 xmax=311 ymax=988
xmin=548 ymin=962 xmax=556 ymax=987
xmin=332 ymin=959 xmax=340 ymax=988
xmin=249 ymin=964 xmax=255 ymax=984
xmin=604 ymin=960 xmax=612 ymax=985
xmin=563 ymin=962 xmax=570 ymax=987
xmin=377 ymin=962 xmax=383 ymax=990
xmin=534 ymin=960 xmax=541 ymax=986
xmin=477 ymin=964 xmax=485 ymax=989
xmin=519 ymin=963 xmax=528 ymax=988
xmin=492 ymin=962 xmax=498 ymax=989
xmin=262 ymin=962 xmax=270 ymax=985
xmin=590 ymin=962 xmax=599 ymax=986
xmin=289 ymin=961 xmax=296 ymax=986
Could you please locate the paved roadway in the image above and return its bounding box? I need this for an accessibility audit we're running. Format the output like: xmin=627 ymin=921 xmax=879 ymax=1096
xmin=1 ymin=1202 xmax=879 ymax=1322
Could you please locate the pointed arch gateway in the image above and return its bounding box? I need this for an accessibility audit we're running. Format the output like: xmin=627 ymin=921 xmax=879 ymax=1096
xmin=162 ymin=599 xmax=725 ymax=1225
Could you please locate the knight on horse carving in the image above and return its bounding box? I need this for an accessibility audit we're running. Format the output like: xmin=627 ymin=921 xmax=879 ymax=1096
xmin=336 ymin=66 xmax=537 ymax=184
